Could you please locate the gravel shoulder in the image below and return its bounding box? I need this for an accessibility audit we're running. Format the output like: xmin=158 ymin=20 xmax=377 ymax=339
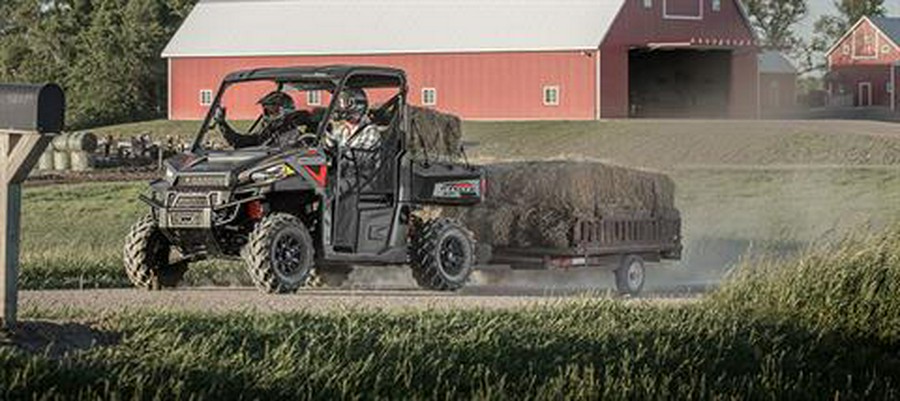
xmin=20 ymin=288 xmax=698 ymax=315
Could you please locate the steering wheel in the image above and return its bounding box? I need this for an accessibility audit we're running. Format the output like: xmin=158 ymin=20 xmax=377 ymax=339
xmin=296 ymin=132 xmax=319 ymax=148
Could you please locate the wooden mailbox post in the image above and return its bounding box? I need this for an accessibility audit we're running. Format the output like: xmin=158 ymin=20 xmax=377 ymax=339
xmin=0 ymin=84 xmax=64 ymax=330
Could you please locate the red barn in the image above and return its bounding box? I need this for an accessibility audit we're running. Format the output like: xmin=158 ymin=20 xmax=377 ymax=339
xmin=825 ymin=16 xmax=900 ymax=110
xmin=163 ymin=0 xmax=759 ymax=121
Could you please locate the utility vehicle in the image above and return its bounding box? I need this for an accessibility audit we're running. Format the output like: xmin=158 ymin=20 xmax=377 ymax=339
xmin=124 ymin=66 xmax=483 ymax=293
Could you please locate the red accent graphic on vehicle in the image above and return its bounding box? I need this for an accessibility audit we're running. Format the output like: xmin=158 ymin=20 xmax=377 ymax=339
xmin=304 ymin=165 xmax=328 ymax=187
xmin=433 ymin=179 xmax=481 ymax=199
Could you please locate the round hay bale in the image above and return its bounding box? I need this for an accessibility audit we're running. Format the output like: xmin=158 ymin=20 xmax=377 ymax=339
xmin=38 ymin=148 xmax=54 ymax=171
xmin=67 ymin=132 xmax=98 ymax=153
xmin=70 ymin=151 xmax=93 ymax=172
xmin=53 ymin=151 xmax=70 ymax=171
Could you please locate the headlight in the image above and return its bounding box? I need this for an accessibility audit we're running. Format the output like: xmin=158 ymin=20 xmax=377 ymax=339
xmin=165 ymin=166 xmax=176 ymax=182
xmin=250 ymin=164 xmax=295 ymax=183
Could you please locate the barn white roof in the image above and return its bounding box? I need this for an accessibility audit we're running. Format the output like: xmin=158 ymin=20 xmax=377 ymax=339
xmin=162 ymin=0 xmax=628 ymax=58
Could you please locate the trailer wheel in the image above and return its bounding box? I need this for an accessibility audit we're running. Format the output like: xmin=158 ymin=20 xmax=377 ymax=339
xmin=410 ymin=218 xmax=475 ymax=291
xmin=615 ymin=255 xmax=646 ymax=296
xmin=244 ymin=213 xmax=314 ymax=294
xmin=123 ymin=215 xmax=187 ymax=290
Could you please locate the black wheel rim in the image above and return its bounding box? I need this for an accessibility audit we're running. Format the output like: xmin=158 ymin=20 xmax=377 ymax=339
xmin=273 ymin=233 xmax=304 ymax=278
xmin=439 ymin=235 xmax=467 ymax=279
xmin=626 ymin=260 xmax=644 ymax=291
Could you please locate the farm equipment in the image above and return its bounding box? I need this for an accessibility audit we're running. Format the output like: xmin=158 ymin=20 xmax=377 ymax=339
xmin=124 ymin=66 xmax=484 ymax=293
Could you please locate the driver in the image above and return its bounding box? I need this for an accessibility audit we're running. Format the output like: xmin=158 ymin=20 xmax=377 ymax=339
xmin=217 ymin=91 xmax=305 ymax=148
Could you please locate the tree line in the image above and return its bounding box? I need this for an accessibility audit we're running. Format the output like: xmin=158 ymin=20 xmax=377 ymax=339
xmin=0 ymin=0 xmax=194 ymax=129
xmin=0 ymin=0 xmax=891 ymax=129
xmin=743 ymin=0 xmax=887 ymax=73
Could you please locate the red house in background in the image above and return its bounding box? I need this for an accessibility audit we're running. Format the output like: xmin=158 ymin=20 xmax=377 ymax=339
xmin=826 ymin=16 xmax=900 ymax=110
xmin=163 ymin=0 xmax=759 ymax=121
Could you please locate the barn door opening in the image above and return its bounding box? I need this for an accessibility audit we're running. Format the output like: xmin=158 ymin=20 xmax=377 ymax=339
xmin=858 ymin=82 xmax=872 ymax=107
xmin=628 ymin=49 xmax=732 ymax=118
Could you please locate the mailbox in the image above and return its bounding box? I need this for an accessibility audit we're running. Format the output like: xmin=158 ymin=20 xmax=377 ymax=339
xmin=0 ymin=83 xmax=64 ymax=330
xmin=0 ymin=83 xmax=65 ymax=134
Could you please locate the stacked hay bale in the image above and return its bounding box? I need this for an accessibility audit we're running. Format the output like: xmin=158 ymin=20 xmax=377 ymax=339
xmin=442 ymin=161 xmax=678 ymax=249
xmin=404 ymin=108 xmax=677 ymax=250
xmin=407 ymin=106 xmax=463 ymax=160
xmin=39 ymin=132 xmax=98 ymax=172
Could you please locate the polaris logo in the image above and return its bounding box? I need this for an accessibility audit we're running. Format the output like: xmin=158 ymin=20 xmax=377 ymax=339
xmin=433 ymin=180 xmax=481 ymax=199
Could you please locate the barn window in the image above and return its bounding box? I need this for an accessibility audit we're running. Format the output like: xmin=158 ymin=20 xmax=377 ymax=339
xmin=307 ymin=90 xmax=322 ymax=106
xmin=887 ymin=82 xmax=894 ymax=93
xmin=643 ymin=0 xmax=652 ymax=9
xmin=843 ymin=44 xmax=851 ymax=55
xmin=422 ymin=88 xmax=437 ymax=106
xmin=883 ymin=44 xmax=892 ymax=54
xmin=199 ymin=89 xmax=213 ymax=106
xmin=543 ymin=86 xmax=560 ymax=106
xmin=711 ymin=0 xmax=721 ymax=11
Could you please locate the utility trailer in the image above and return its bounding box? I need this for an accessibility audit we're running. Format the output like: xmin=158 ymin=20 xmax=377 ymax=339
xmin=480 ymin=213 xmax=683 ymax=296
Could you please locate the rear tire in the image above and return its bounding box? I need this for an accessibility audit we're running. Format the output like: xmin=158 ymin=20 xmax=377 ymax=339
xmin=615 ymin=255 xmax=646 ymax=296
xmin=123 ymin=215 xmax=187 ymax=290
xmin=409 ymin=218 xmax=476 ymax=291
xmin=245 ymin=213 xmax=315 ymax=294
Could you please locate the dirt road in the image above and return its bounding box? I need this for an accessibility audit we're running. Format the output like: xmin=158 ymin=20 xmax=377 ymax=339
xmin=20 ymin=287 xmax=700 ymax=315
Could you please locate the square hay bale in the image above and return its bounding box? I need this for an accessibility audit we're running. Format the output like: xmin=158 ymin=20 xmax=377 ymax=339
xmin=407 ymin=106 xmax=462 ymax=160
xmin=443 ymin=161 xmax=677 ymax=249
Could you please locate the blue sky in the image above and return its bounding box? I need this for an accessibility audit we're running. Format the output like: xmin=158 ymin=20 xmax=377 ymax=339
xmin=798 ymin=0 xmax=900 ymax=37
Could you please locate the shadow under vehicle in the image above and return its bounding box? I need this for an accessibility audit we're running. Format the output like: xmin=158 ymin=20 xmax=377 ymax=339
xmin=124 ymin=66 xmax=483 ymax=293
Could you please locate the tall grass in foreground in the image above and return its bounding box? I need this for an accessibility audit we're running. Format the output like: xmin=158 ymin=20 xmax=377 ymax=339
xmin=710 ymin=229 xmax=900 ymax=340
xmin=3 ymin=230 xmax=900 ymax=399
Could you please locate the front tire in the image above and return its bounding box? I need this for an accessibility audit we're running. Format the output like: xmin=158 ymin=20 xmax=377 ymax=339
xmin=123 ymin=215 xmax=187 ymax=290
xmin=410 ymin=218 xmax=476 ymax=291
xmin=615 ymin=255 xmax=646 ymax=297
xmin=244 ymin=213 xmax=315 ymax=294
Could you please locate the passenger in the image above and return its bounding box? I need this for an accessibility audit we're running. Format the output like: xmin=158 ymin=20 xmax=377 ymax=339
xmin=329 ymin=88 xmax=382 ymax=150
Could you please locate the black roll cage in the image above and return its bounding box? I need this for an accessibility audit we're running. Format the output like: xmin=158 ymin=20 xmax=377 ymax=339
xmin=191 ymin=66 xmax=409 ymax=153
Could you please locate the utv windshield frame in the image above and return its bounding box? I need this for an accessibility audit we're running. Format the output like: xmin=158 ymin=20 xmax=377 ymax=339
xmin=192 ymin=65 xmax=408 ymax=153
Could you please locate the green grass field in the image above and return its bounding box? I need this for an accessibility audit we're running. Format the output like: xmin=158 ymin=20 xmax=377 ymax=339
xmin=4 ymin=230 xmax=900 ymax=399
xmin=5 ymin=119 xmax=900 ymax=398
xmin=19 ymin=167 xmax=900 ymax=290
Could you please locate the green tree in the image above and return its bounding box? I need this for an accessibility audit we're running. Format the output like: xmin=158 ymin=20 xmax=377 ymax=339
xmin=742 ymin=0 xmax=808 ymax=50
xmin=0 ymin=0 xmax=197 ymax=129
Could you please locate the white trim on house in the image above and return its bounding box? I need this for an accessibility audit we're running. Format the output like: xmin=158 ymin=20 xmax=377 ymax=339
xmin=543 ymin=86 xmax=561 ymax=106
xmin=199 ymin=89 xmax=213 ymax=106
xmin=663 ymin=0 xmax=703 ymax=21
xmin=825 ymin=17 xmax=900 ymax=59
xmin=307 ymin=90 xmax=322 ymax=106
xmin=851 ymin=28 xmax=880 ymax=60
xmin=858 ymin=82 xmax=873 ymax=107
xmin=167 ymin=58 xmax=172 ymax=119
xmin=595 ymin=49 xmax=601 ymax=120
xmin=421 ymin=88 xmax=437 ymax=106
